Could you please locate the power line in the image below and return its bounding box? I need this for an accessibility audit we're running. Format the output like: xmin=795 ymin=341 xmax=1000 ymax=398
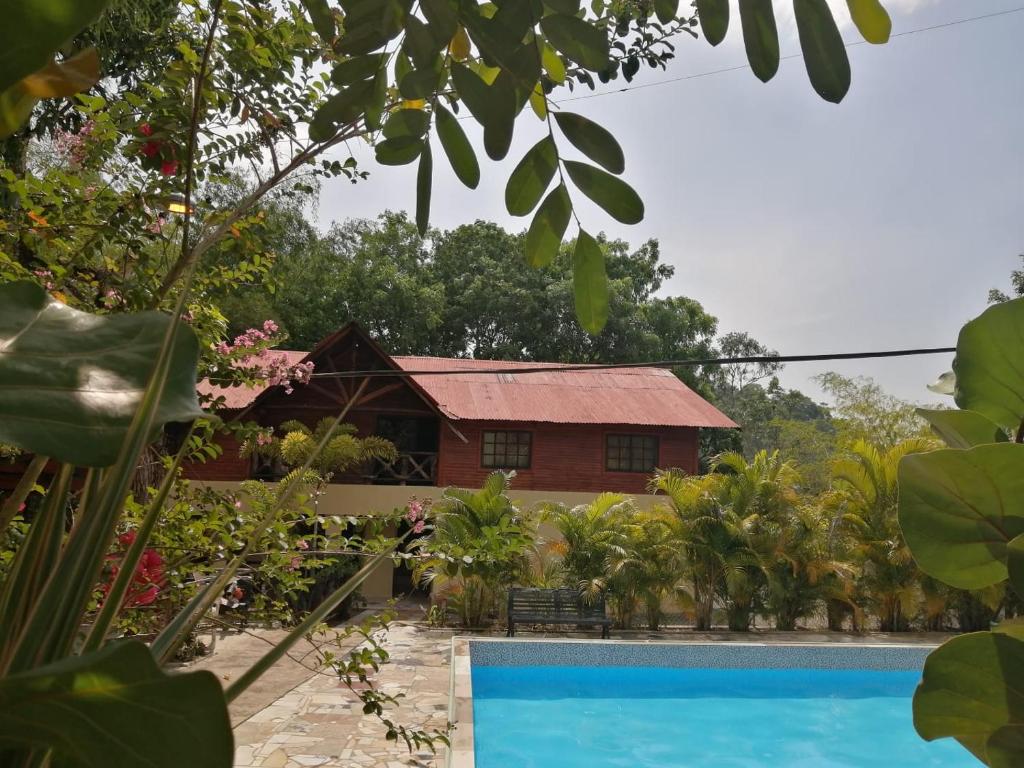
xmin=554 ymin=5 xmax=1024 ymax=105
xmin=308 ymin=346 xmax=955 ymax=379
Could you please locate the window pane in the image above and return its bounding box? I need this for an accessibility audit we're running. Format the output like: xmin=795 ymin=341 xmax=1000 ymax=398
xmin=606 ymin=434 xmax=657 ymax=472
xmin=482 ymin=431 xmax=531 ymax=468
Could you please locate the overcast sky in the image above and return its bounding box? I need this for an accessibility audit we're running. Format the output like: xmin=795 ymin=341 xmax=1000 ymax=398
xmin=315 ymin=0 xmax=1024 ymax=407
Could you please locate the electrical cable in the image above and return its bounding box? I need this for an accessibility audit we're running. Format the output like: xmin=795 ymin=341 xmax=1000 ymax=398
xmin=307 ymin=345 xmax=956 ymax=379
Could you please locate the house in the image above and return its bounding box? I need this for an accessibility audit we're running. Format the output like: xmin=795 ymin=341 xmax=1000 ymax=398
xmin=189 ymin=323 xmax=736 ymax=494
xmin=189 ymin=323 xmax=736 ymax=600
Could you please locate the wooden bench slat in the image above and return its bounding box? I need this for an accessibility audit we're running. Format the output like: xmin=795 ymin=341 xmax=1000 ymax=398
xmin=506 ymin=587 xmax=610 ymax=638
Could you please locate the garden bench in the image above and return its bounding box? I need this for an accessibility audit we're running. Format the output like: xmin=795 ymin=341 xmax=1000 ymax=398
xmin=506 ymin=587 xmax=611 ymax=638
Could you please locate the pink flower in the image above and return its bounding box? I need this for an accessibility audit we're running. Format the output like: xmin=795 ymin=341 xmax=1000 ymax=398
xmin=234 ymin=500 xmax=243 ymax=509
xmin=160 ymin=159 xmax=179 ymax=176
xmin=139 ymin=123 xmax=154 ymax=137
xmin=289 ymin=556 xmax=302 ymax=571
xmin=140 ymin=140 xmax=161 ymax=158
xmin=17 ymin=502 xmax=25 ymax=513
xmin=296 ymin=539 xmax=309 ymax=550
xmin=413 ymin=520 xmax=426 ymax=534
xmin=406 ymin=500 xmax=424 ymax=522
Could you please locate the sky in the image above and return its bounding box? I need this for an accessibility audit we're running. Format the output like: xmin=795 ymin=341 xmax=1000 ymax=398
xmin=315 ymin=0 xmax=1024 ymax=407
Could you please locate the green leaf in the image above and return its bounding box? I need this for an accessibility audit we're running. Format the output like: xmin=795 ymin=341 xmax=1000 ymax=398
xmin=416 ymin=138 xmax=432 ymax=236
xmin=302 ymin=0 xmax=336 ymax=41
xmin=309 ymin=78 xmax=377 ymax=140
xmin=1 ymin=48 xmax=100 ymax=139
xmin=335 ymin=0 xmax=411 ymax=55
xmin=739 ymin=0 xmax=779 ymax=82
xmin=544 ymin=0 xmax=582 ymax=13
xmin=0 ymin=282 xmax=204 ymax=468
xmin=953 ymin=297 xmax=1024 ymax=431
xmin=382 ymin=107 xmax=430 ymax=139
xmin=913 ymin=631 xmax=1024 ymax=764
xmin=1008 ymin=534 xmax=1024 ymax=601
xmin=0 ymin=641 xmax=232 ymax=767
xmin=482 ymin=72 xmax=518 ymax=161
xmin=573 ymin=230 xmax=609 ymax=334
xmin=420 ymin=0 xmax=458 ymax=42
xmin=330 ymin=54 xmax=384 ymax=86
xmin=899 ymin=444 xmax=1024 ymax=590
xmin=374 ymin=135 xmax=423 ymax=165
xmin=847 ymin=0 xmax=891 ymax=44
xmin=505 ymin=136 xmax=558 ymax=217
xmin=989 ymin=724 xmax=1024 ymax=768
xmin=540 ymin=14 xmax=610 ymax=72
xmin=793 ymin=0 xmax=851 ymax=103
xmin=541 ymin=42 xmax=566 ymax=84
xmin=654 ymin=0 xmax=680 ymax=25
xmin=552 ymin=112 xmax=624 ymax=174
xmin=525 ymin=184 xmax=572 ymax=269
xmin=0 ymin=0 xmax=110 ymax=92
xmin=399 ymin=67 xmax=443 ymax=100
xmin=695 ymin=0 xmax=729 ymax=46
xmin=563 ymin=160 xmax=644 ymax=224
xmin=916 ymin=407 xmax=1008 ymax=449
xmin=403 ymin=16 xmax=444 ymax=69
xmin=435 ymin=104 xmax=480 ymax=188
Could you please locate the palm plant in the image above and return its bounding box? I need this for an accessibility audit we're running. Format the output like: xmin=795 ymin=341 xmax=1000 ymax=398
xmin=606 ymin=510 xmax=687 ymax=630
xmin=831 ymin=438 xmax=935 ymax=632
xmin=651 ymin=470 xmax=734 ymax=630
xmin=413 ymin=471 xmax=533 ymax=627
xmin=543 ymin=493 xmax=633 ymax=597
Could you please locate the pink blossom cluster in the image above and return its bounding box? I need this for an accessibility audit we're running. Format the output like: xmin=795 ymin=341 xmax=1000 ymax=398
xmin=52 ymin=120 xmax=94 ymax=167
xmin=213 ymin=321 xmax=314 ymax=394
xmin=255 ymin=430 xmax=274 ymax=447
xmin=33 ymin=269 xmax=55 ymax=290
xmin=406 ymin=499 xmax=427 ymax=534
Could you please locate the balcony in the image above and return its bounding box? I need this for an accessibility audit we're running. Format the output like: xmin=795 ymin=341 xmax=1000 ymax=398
xmin=250 ymin=451 xmax=437 ymax=486
xmin=363 ymin=451 xmax=437 ymax=486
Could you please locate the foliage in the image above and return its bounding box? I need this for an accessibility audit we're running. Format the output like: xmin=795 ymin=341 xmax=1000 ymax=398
xmin=414 ymin=471 xmax=533 ymax=627
xmin=244 ymin=417 xmax=398 ymax=478
xmin=898 ymin=297 xmax=1024 ymax=767
xmin=815 ymin=372 xmax=930 ymax=448
xmin=988 ymin=254 xmax=1024 ymax=304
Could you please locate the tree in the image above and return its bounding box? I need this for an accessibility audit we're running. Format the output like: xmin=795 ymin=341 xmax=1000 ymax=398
xmin=816 ymin=372 xmax=929 ymax=448
xmin=988 ymin=253 xmax=1024 ymax=303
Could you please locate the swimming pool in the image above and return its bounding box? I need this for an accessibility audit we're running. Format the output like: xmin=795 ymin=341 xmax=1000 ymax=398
xmin=456 ymin=640 xmax=974 ymax=768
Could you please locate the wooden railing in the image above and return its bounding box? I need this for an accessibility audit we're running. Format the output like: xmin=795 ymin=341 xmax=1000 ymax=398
xmin=250 ymin=451 xmax=438 ymax=485
xmin=365 ymin=451 xmax=438 ymax=486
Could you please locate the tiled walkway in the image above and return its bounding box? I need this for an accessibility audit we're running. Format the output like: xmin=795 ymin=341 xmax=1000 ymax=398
xmin=228 ymin=623 xmax=454 ymax=768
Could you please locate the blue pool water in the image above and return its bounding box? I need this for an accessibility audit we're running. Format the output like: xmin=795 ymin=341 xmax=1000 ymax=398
xmin=471 ymin=665 xmax=974 ymax=767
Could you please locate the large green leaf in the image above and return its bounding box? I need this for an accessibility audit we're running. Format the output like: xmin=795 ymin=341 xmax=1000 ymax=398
xmin=847 ymin=0 xmax=891 ymax=44
xmin=1008 ymin=534 xmax=1024 ymax=601
xmin=374 ymin=135 xmax=423 ymax=165
xmin=415 ymin=138 xmax=432 ymax=235
xmin=335 ymin=0 xmax=411 ymax=55
xmin=0 ymin=640 xmax=232 ymax=767
xmin=0 ymin=282 xmax=204 ymax=467
xmin=695 ymin=0 xmax=730 ymax=46
xmin=552 ymin=112 xmax=624 ymax=174
xmin=914 ymin=631 xmax=1024 ymax=766
xmin=330 ymin=54 xmax=384 ymax=86
xmin=899 ymin=444 xmax=1024 ymax=590
xmin=540 ymin=14 xmax=610 ymax=72
xmin=435 ymin=104 xmax=480 ymax=188
xmin=793 ymin=0 xmax=850 ymax=103
xmin=739 ymin=0 xmax=779 ymax=82
xmin=564 ymin=160 xmax=644 ymax=224
xmin=525 ymin=184 xmax=572 ymax=269
xmin=953 ymin=297 xmax=1024 ymax=432
xmin=301 ymin=0 xmax=336 ymax=41
xmin=1 ymin=48 xmax=100 ymax=139
xmin=309 ymin=78 xmax=378 ymax=141
xmin=573 ymin=230 xmax=609 ymax=335
xmin=450 ymin=62 xmax=517 ymax=160
xmin=916 ymin=407 xmax=1008 ymax=449
xmin=505 ymin=136 xmax=558 ymax=216
xmin=0 ymin=0 xmax=110 ymax=92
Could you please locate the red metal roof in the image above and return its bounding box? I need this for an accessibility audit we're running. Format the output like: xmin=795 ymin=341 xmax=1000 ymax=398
xmin=390 ymin=357 xmax=737 ymax=428
xmin=196 ymin=347 xmax=736 ymax=429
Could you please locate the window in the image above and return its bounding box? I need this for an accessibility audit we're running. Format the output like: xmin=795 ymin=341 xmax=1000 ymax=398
xmin=606 ymin=434 xmax=658 ymax=473
xmin=482 ymin=431 xmax=531 ymax=469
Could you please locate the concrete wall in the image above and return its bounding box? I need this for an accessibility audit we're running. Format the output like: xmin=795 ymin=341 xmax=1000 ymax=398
xmin=196 ymin=481 xmax=666 ymax=601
